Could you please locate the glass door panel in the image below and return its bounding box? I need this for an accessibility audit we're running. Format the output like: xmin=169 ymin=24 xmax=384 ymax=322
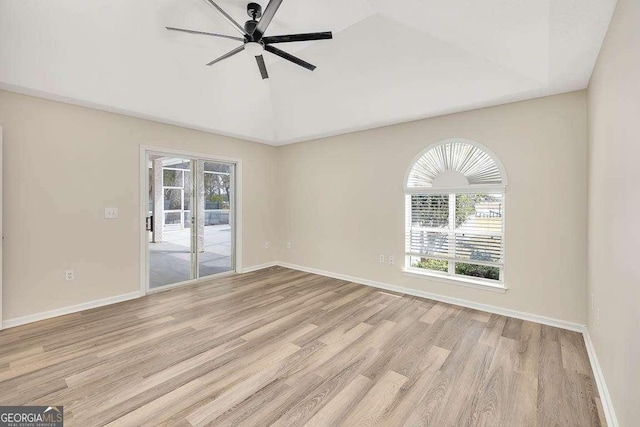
xmin=146 ymin=154 xmax=235 ymax=290
xmin=148 ymin=156 xmax=194 ymax=288
xmin=197 ymin=161 xmax=234 ymax=278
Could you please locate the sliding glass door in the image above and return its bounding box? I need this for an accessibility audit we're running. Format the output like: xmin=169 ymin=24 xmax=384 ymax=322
xmin=147 ymin=154 xmax=235 ymax=289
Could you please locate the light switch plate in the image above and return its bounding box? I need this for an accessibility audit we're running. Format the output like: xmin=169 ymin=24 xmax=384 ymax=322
xmin=105 ymin=208 xmax=119 ymax=219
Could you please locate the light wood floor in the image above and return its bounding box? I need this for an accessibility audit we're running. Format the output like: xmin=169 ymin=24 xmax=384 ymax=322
xmin=0 ymin=267 xmax=605 ymax=426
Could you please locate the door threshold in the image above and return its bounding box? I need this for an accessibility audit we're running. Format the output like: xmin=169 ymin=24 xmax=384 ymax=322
xmin=146 ymin=270 xmax=237 ymax=295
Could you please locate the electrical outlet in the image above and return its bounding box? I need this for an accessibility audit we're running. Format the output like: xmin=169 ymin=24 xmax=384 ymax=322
xmin=65 ymin=270 xmax=74 ymax=281
xmin=264 ymin=241 xmax=270 ymax=249
xmin=379 ymin=255 xmax=385 ymax=263
xmin=287 ymin=242 xmax=291 ymax=249
xmin=104 ymin=207 xmax=119 ymax=219
xmin=388 ymin=256 xmax=394 ymax=265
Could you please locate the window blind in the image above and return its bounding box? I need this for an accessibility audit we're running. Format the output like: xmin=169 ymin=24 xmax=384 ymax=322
xmin=406 ymin=193 xmax=504 ymax=268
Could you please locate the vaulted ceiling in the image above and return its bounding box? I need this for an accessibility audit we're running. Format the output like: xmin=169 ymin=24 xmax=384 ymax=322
xmin=0 ymin=0 xmax=617 ymax=145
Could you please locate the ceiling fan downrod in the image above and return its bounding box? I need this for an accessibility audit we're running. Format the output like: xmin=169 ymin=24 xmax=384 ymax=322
xmin=245 ymin=2 xmax=262 ymax=36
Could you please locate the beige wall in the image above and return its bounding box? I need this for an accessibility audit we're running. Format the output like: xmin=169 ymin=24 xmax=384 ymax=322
xmin=278 ymin=91 xmax=588 ymax=323
xmin=587 ymin=0 xmax=640 ymax=424
xmin=0 ymin=89 xmax=590 ymax=326
xmin=0 ymin=90 xmax=278 ymax=321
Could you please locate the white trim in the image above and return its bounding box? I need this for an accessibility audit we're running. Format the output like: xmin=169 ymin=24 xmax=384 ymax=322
xmin=0 ymin=264 xmax=575 ymax=333
xmin=143 ymin=146 xmax=243 ymax=169
xmin=3 ymin=264 xmax=272 ymax=328
xmin=0 ymin=261 xmax=589 ymax=338
xmin=2 ymin=292 xmax=142 ymax=329
xmin=3 ymin=256 xmax=612 ymax=427
xmin=1 ymin=257 xmax=614 ymax=427
xmin=234 ymin=160 xmax=243 ymax=273
xmin=241 ymin=262 xmax=616 ymax=425
xmin=583 ymin=329 xmax=619 ymax=427
xmin=402 ymin=268 xmax=507 ymax=293
xmin=405 ymin=191 xmax=506 ymax=287
xmin=241 ymin=262 xmax=278 ymax=273
xmin=276 ymin=262 xmax=585 ymax=332
xmin=139 ymin=145 xmax=149 ymax=295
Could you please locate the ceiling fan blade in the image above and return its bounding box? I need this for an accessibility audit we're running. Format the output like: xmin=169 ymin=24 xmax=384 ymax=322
xmin=262 ymin=32 xmax=332 ymax=44
xmin=255 ymin=55 xmax=269 ymax=79
xmin=253 ymin=0 xmax=283 ymax=38
xmin=206 ymin=45 xmax=245 ymax=66
xmin=265 ymin=44 xmax=316 ymax=71
xmin=165 ymin=27 xmax=244 ymax=42
xmin=201 ymin=0 xmax=248 ymax=36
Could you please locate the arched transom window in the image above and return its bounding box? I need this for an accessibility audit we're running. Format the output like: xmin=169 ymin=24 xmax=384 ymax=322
xmin=404 ymin=139 xmax=508 ymax=290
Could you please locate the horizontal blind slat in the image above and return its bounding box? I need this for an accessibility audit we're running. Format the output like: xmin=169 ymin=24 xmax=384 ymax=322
xmin=408 ymin=193 xmax=504 ymax=267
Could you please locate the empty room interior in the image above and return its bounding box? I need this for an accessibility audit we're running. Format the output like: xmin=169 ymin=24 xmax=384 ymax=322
xmin=0 ymin=0 xmax=638 ymax=425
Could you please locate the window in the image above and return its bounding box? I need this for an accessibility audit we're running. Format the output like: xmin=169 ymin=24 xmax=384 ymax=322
xmin=404 ymin=139 xmax=508 ymax=289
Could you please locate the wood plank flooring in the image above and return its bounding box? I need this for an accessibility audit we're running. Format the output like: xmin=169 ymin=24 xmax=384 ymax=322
xmin=0 ymin=267 xmax=605 ymax=426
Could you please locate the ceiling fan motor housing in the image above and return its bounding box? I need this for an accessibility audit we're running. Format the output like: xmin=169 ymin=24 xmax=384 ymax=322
xmin=244 ymin=19 xmax=259 ymax=36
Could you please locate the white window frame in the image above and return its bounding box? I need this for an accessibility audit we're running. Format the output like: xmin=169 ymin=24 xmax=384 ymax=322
xmin=404 ymin=192 xmax=506 ymax=292
xmin=162 ymin=166 xmax=190 ymax=230
xmin=402 ymin=139 xmax=508 ymax=293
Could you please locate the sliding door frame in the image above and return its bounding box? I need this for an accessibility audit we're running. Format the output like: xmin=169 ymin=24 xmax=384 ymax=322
xmin=139 ymin=145 xmax=242 ymax=295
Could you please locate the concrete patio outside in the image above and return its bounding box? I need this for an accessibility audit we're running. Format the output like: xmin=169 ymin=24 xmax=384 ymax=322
xmin=149 ymin=224 xmax=232 ymax=288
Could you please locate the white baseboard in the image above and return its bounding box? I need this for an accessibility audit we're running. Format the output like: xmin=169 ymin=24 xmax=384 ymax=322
xmin=277 ymin=262 xmax=586 ymax=333
xmin=241 ymin=262 xmax=278 ymax=274
xmin=2 ymin=291 xmax=142 ymax=330
xmin=1 ymin=262 xmax=586 ymax=335
xmin=583 ymin=330 xmax=619 ymax=427
xmin=276 ymin=263 xmax=622 ymax=424
xmin=0 ymin=262 xmax=617 ymax=426
xmin=1 ymin=261 xmax=279 ymax=329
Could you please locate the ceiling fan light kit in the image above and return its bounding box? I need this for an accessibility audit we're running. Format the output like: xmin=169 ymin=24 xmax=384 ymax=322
xmin=244 ymin=42 xmax=264 ymax=56
xmin=167 ymin=0 xmax=333 ymax=79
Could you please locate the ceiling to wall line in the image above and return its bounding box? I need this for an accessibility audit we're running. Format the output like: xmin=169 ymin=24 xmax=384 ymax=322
xmin=0 ymin=0 xmax=617 ymax=145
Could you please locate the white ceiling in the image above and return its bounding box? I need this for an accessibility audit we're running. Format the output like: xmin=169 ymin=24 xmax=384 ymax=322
xmin=0 ymin=0 xmax=617 ymax=145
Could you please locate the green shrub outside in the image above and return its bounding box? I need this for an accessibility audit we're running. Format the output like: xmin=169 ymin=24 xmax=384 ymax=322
xmin=413 ymin=258 xmax=447 ymax=271
xmin=413 ymin=258 xmax=499 ymax=280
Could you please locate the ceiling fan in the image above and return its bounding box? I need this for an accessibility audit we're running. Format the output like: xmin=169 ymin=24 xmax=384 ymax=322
xmin=166 ymin=0 xmax=333 ymax=79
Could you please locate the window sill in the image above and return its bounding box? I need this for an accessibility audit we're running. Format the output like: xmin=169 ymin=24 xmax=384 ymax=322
xmin=402 ymin=268 xmax=508 ymax=293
